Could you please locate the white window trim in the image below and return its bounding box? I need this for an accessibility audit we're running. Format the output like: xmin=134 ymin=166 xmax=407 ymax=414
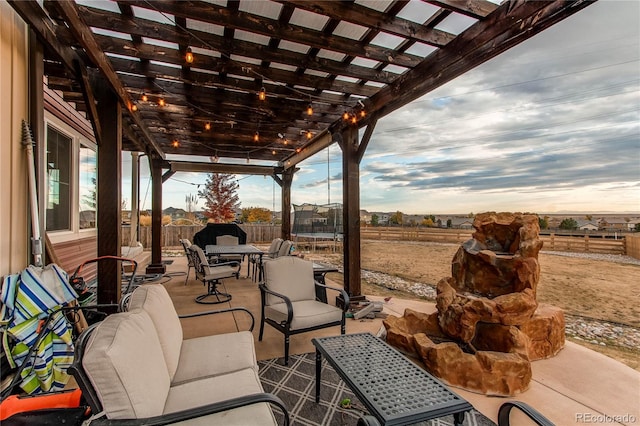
xmin=44 ymin=112 xmax=98 ymax=244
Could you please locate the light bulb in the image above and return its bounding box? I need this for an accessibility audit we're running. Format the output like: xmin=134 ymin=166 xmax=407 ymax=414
xmin=204 ymin=122 xmax=211 ymax=131
xmin=185 ymin=47 xmax=194 ymax=64
xmin=343 ymin=111 xmax=350 ymax=120
xmin=253 ymin=131 xmax=259 ymax=142
xmin=158 ymin=98 xmax=166 ymax=107
xmin=141 ymin=93 xmax=148 ymax=102
xmin=258 ymin=87 xmax=266 ymax=101
xmin=306 ymin=130 xmax=312 ymax=140
xmin=172 ymin=139 xmax=179 ymax=148
xmin=307 ymin=103 xmax=313 ymax=116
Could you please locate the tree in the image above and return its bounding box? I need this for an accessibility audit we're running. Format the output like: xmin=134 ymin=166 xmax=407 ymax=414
xmin=539 ymin=216 xmax=549 ymax=230
xmin=198 ymin=173 xmax=240 ymax=222
xmin=635 ymin=223 xmax=640 ymax=232
xmin=242 ymin=207 xmax=272 ymax=223
xmin=559 ymin=218 xmax=578 ymax=230
xmin=389 ymin=211 xmax=404 ymax=225
xmin=370 ymin=214 xmax=379 ymax=226
xmin=446 ymin=219 xmax=452 ymax=228
xmin=421 ymin=218 xmax=434 ymax=227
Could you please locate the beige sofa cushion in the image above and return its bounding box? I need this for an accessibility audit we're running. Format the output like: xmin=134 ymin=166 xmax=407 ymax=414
xmin=265 ymin=300 xmax=343 ymax=331
xmin=164 ymin=368 xmax=277 ymax=425
xmin=172 ymin=331 xmax=258 ymax=385
xmin=264 ymin=257 xmax=315 ymax=305
xmin=128 ymin=284 xmax=183 ymax=380
xmin=83 ymin=310 xmax=170 ymax=419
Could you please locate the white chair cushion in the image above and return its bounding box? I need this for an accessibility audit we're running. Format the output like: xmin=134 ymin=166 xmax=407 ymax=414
xmin=265 ymin=300 xmax=343 ymax=331
xmin=172 ymin=331 xmax=258 ymax=385
xmin=264 ymin=257 xmax=315 ymax=305
xmin=128 ymin=285 xmax=183 ymax=380
xmin=83 ymin=310 xmax=170 ymax=419
xmin=164 ymin=368 xmax=277 ymax=425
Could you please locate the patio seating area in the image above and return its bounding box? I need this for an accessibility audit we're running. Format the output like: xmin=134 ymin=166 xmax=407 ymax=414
xmin=160 ymin=254 xmax=639 ymax=426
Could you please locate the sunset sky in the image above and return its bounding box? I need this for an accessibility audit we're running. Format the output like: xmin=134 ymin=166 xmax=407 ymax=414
xmin=122 ymin=0 xmax=640 ymax=215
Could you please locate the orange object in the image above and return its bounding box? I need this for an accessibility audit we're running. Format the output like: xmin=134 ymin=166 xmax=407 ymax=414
xmin=0 ymin=388 xmax=82 ymax=421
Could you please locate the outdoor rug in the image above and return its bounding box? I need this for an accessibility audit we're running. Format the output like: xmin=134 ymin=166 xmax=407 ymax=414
xmin=258 ymin=353 xmax=496 ymax=426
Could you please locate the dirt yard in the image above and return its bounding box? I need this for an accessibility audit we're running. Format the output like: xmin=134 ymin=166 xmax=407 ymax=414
xmin=307 ymin=240 xmax=640 ymax=370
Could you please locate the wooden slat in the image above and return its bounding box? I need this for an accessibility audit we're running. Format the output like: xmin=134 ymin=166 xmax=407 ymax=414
xmin=46 ymin=0 xmax=165 ymax=160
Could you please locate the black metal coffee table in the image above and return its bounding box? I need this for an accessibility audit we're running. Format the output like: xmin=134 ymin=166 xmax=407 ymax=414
xmin=312 ymin=333 xmax=472 ymax=426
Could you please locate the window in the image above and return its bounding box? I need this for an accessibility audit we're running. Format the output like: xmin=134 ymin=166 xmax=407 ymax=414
xmin=46 ymin=126 xmax=72 ymax=231
xmin=79 ymin=145 xmax=97 ymax=229
xmin=44 ymin=117 xmax=97 ymax=236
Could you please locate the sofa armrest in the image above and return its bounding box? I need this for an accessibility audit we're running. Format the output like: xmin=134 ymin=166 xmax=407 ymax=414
xmin=88 ymin=392 xmax=290 ymax=426
xmin=314 ymin=281 xmax=350 ymax=312
xmin=498 ymin=401 xmax=554 ymax=426
xmin=178 ymin=307 xmax=255 ymax=332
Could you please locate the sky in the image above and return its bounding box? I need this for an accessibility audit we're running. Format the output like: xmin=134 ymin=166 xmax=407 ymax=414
xmin=122 ymin=0 xmax=640 ymax=215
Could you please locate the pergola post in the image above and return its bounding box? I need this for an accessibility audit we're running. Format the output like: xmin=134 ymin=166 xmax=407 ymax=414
xmin=341 ymin=126 xmax=364 ymax=303
xmin=147 ymin=158 xmax=165 ymax=274
xmin=95 ymin=85 xmax=122 ymax=304
xmin=281 ymin=168 xmax=294 ymax=240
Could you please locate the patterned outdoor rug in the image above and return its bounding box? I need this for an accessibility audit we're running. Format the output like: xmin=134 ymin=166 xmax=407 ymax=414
xmin=258 ymin=353 xmax=496 ymax=426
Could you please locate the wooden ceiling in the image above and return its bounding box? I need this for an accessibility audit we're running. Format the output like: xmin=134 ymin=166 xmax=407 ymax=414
xmin=11 ymin=0 xmax=594 ymax=170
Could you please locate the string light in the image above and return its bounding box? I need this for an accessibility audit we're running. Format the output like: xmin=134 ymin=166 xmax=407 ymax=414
xmin=343 ymin=111 xmax=350 ymax=120
xmin=204 ymin=122 xmax=211 ymax=131
xmin=172 ymin=139 xmax=179 ymax=148
xmin=351 ymin=115 xmax=357 ymax=125
xmin=359 ymin=109 xmax=366 ymax=118
xmin=306 ymin=130 xmax=312 ymax=140
xmin=185 ymin=47 xmax=194 ymax=64
xmin=272 ymin=149 xmax=277 ymax=155
xmin=131 ymin=103 xmax=138 ymax=112
xmin=307 ymin=103 xmax=313 ymax=116
xmin=141 ymin=93 xmax=148 ymax=102
xmin=158 ymin=98 xmax=166 ymax=107
xmin=258 ymin=87 xmax=266 ymax=101
xmin=253 ymin=131 xmax=259 ymax=142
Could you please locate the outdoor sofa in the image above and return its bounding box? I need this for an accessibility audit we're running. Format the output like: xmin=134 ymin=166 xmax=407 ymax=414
xmin=69 ymin=284 xmax=289 ymax=425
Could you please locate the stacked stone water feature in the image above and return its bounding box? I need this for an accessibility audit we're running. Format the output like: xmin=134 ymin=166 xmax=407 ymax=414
xmin=383 ymin=212 xmax=565 ymax=396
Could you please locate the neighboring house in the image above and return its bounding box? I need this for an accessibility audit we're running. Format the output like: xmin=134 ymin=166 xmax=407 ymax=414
xmin=360 ymin=210 xmax=372 ymax=225
xmin=164 ymin=207 xmax=187 ymax=221
xmin=450 ymin=218 xmax=474 ymax=229
xmin=577 ymin=221 xmax=599 ymax=231
xmin=599 ymin=218 xmax=634 ymax=231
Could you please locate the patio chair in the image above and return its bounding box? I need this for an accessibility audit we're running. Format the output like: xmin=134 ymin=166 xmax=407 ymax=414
xmin=216 ymin=234 xmax=244 ymax=264
xmin=258 ymin=239 xmax=293 ymax=282
xmin=259 ymin=256 xmax=349 ymax=365
xmin=250 ymin=238 xmax=283 ymax=281
xmin=190 ymin=245 xmax=240 ymax=304
xmin=179 ymin=238 xmax=194 ymax=285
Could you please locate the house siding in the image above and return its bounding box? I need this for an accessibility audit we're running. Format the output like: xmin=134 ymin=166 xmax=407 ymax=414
xmin=0 ymin=3 xmax=29 ymax=275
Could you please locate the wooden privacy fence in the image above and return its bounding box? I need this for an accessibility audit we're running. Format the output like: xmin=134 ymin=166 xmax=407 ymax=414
xmin=122 ymin=225 xmax=632 ymax=256
xmin=122 ymin=224 xmax=280 ymax=248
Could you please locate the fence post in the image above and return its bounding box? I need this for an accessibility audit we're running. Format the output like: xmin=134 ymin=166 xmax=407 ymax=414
xmin=550 ymin=233 xmax=555 ymax=250
xmin=584 ymin=235 xmax=589 ymax=252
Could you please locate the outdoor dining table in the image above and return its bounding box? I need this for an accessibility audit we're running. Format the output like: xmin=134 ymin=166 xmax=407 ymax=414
xmin=205 ymin=244 xmax=264 ymax=278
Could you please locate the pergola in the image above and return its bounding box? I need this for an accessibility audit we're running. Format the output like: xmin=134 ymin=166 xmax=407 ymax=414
xmin=9 ymin=0 xmax=594 ymax=304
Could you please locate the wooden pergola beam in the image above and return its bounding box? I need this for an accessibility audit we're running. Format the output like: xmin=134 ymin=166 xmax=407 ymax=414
xmin=47 ymin=0 xmax=165 ymax=160
xmin=363 ymin=0 xmax=595 ymax=123
xmin=279 ymin=1 xmax=456 ymax=47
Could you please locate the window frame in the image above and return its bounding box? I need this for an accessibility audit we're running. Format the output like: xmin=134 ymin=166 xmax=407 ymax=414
xmin=43 ymin=112 xmax=98 ymax=244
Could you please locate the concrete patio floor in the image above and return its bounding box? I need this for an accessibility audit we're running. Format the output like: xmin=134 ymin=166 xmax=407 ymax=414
xmin=158 ymin=255 xmax=639 ymax=425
